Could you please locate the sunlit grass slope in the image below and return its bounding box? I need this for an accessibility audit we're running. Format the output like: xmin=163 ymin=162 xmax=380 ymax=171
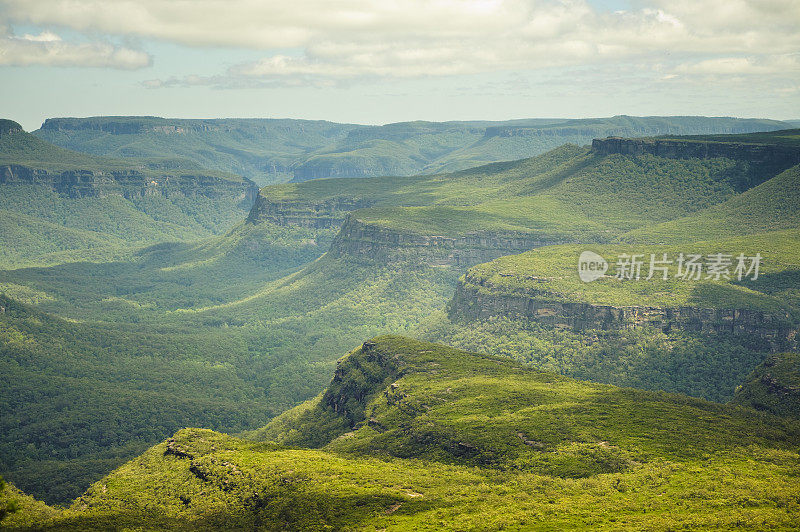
xmin=10 ymin=337 xmax=797 ymax=530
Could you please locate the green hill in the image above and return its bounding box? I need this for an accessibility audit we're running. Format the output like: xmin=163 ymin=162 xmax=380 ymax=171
xmin=8 ymin=337 xmax=800 ymax=530
xmin=623 ymin=164 xmax=800 ymax=244
xmin=253 ymin=133 xmax=798 ymax=248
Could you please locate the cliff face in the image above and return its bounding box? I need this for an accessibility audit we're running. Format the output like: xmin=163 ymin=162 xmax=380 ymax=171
xmin=0 ymin=164 xmax=258 ymax=204
xmin=449 ymin=274 xmax=797 ymax=342
xmin=247 ymin=194 xmax=373 ymax=228
xmin=39 ymin=118 xmax=235 ymax=136
xmin=592 ymin=137 xmax=800 ymax=173
xmin=327 ymin=215 xmax=562 ymax=268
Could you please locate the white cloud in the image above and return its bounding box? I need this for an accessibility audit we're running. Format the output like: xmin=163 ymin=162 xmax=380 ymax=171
xmin=0 ymin=28 xmax=151 ymax=69
xmin=1 ymin=0 xmax=799 ymax=83
xmin=21 ymin=30 xmax=60 ymax=42
xmin=673 ymin=54 xmax=800 ymax=76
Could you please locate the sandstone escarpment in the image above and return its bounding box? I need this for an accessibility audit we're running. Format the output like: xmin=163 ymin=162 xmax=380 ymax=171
xmin=39 ymin=117 xmax=238 ymax=135
xmin=592 ymin=137 xmax=800 ymax=174
xmin=449 ymin=273 xmax=797 ymax=342
xmin=327 ymin=215 xmax=561 ymax=268
xmin=247 ymin=194 xmax=373 ymax=228
xmin=0 ymin=164 xmax=258 ymax=204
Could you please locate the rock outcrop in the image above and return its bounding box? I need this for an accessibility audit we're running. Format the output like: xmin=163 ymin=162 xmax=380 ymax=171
xmin=247 ymin=194 xmax=373 ymax=228
xmin=449 ymin=273 xmax=797 ymax=342
xmin=0 ymin=164 xmax=258 ymax=204
xmin=592 ymin=137 xmax=800 ymax=176
xmin=327 ymin=215 xmax=561 ymax=268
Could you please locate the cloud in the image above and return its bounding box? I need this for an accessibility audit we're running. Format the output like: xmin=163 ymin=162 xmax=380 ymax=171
xmin=673 ymin=54 xmax=800 ymax=76
xmin=0 ymin=28 xmax=151 ymax=69
xmin=2 ymin=0 xmax=799 ymax=83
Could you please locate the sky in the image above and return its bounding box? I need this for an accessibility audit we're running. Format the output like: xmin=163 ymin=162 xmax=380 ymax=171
xmin=1 ymin=0 xmax=798 ymax=131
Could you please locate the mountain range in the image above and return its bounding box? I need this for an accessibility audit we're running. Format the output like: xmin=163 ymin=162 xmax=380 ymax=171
xmin=0 ymin=117 xmax=798 ymax=528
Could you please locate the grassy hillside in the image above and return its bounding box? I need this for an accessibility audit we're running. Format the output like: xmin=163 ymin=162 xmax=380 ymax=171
xmin=624 ymin=164 xmax=800 ymax=244
xmin=11 ymin=337 xmax=800 ymax=530
xmin=0 ymin=474 xmax=57 ymax=528
xmin=1 ymin=120 xmax=241 ymax=180
xmin=258 ymin=140 xmax=789 ymax=244
xmin=0 ymin=231 xmax=457 ymax=502
xmin=457 ymin=231 xmax=800 ymax=312
xmin=418 ymin=164 xmax=800 ymax=402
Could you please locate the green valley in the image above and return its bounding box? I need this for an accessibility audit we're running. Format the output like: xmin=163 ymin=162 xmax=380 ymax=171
xmin=2 ymin=124 xmax=799 ymax=528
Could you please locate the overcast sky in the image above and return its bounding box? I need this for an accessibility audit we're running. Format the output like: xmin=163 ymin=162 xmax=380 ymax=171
xmin=1 ymin=0 xmax=798 ymax=131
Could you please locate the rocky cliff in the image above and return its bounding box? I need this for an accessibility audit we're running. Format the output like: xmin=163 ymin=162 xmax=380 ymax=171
xmin=449 ymin=273 xmax=797 ymax=342
xmin=0 ymin=164 xmax=258 ymax=203
xmin=246 ymin=194 xmax=373 ymax=228
xmin=327 ymin=215 xmax=562 ymax=268
xmin=592 ymin=137 xmax=800 ymax=175
xmin=39 ymin=117 xmax=237 ymax=135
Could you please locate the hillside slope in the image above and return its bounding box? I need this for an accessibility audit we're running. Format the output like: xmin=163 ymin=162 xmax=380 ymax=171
xmin=416 ymin=132 xmax=800 ymax=402
xmin=12 ymin=337 xmax=800 ymax=530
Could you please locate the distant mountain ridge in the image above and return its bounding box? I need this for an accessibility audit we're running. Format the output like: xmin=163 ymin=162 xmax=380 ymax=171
xmin=0 ymin=120 xmax=259 ymax=266
xmin=33 ymin=115 xmax=792 ymax=185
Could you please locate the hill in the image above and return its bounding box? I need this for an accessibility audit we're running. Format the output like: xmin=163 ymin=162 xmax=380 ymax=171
xmin=251 ymin=128 xmax=800 ymax=249
xmin=8 ymin=337 xmax=800 ymax=530
xmin=0 ymin=121 xmax=259 ymax=267
xmin=33 ymin=115 xmax=791 ymax=185
xmin=732 ymin=352 xmax=800 ymax=418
